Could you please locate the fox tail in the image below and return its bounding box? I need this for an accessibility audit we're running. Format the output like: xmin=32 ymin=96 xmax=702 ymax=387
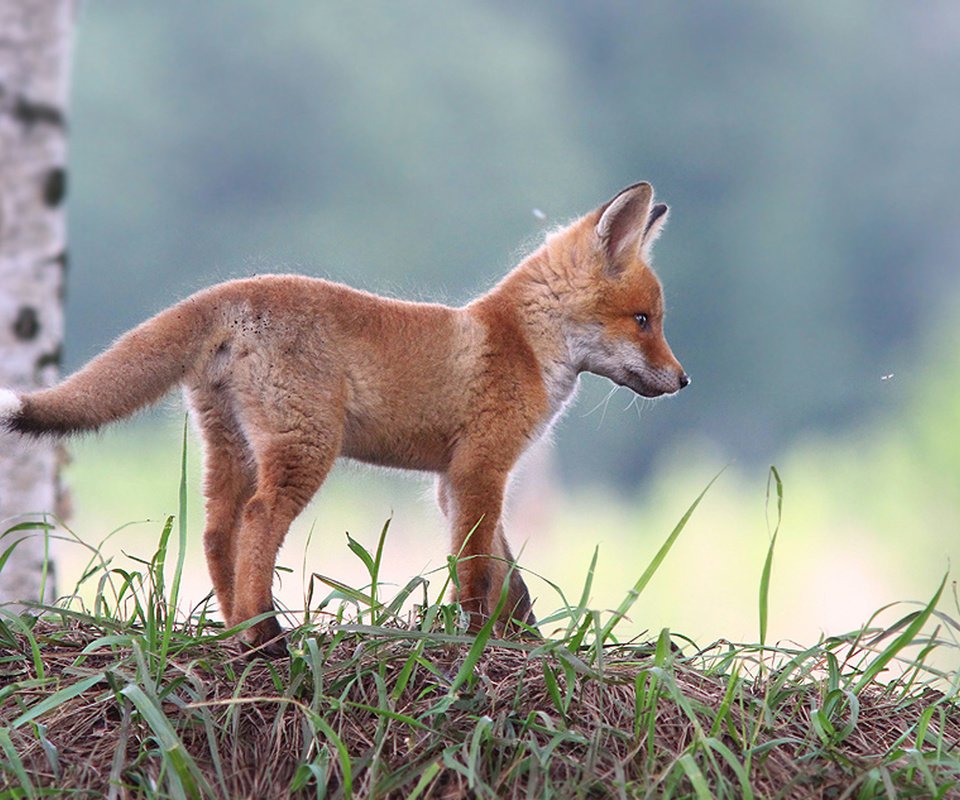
xmin=1 ymin=296 xmax=212 ymax=438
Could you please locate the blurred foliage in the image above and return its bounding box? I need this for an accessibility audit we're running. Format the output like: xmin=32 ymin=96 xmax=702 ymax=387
xmin=66 ymin=1 xmax=960 ymax=487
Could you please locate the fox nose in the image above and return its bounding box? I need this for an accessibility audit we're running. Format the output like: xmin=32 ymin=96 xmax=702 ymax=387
xmin=678 ymin=372 xmax=691 ymax=390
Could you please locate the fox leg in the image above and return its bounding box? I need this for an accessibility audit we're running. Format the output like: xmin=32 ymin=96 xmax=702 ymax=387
xmin=189 ymin=387 xmax=256 ymax=623
xmin=440 ymin=469 xmax=535 ymax=632
xmin=439 ymin=470 xmax=503 ymax=624
xmin=228 ymin=429 xmax=340 ymax=653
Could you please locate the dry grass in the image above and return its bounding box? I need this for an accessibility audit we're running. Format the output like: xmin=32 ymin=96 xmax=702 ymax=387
xmin=2 ymin=465 xmax=959 ymax=798
xmin=2 ymin=607 xmax=959 ymax=799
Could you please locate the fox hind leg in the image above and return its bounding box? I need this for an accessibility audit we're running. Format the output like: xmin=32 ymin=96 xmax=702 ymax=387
xmin=190 ymin=386 xmax=257 ymax=625
xmin=231 ymin=425 xmax=342 ymax=654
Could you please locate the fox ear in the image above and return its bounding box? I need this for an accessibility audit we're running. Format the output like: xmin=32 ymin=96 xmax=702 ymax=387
xmin=640 ymin=203 xmax=669 ymax=261
xmin=595 ymin=182 xmax=654 ymax=268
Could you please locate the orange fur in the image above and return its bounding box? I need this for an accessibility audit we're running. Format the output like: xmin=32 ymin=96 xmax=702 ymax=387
xmin=1 ymin=183 xmax=688 ymax=652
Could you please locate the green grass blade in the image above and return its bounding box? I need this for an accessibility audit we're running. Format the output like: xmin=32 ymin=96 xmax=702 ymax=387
xmin=465 ymin=715 xmax=493 ymax=790
xmin=160 ymin=416 xmax=191 ymax=665
xmin=447 ymin=607 xmax=497 ymax=697
xmin=11 ymin=673 xmax=104 ymax=730
xmin=708 ymin=665 xmax=741 ymax=739
xmin=345 ymin=520 xmax=392 ymax=624
xmin=308 ymin=713 xmax=353 ymax=799
xmin=31 ymin=722 xmax=60 ymax=781
xmin=107 ymin=702 xmax=133 ymax=800
xmin=565 ymin=545 xmax=599 ymax=639
xmin=853 ymin=574 xmax=947 ymax=694
xmin=121 ymin=684 xmax=210 ymax=800
xmin=0 ymin=612 xmax=44 ymax=681
xmin=345 ymin=532 xmax=376 ymax=577
xmin=313 ymin=572 xmax=377 ymax=616
xmin=371 ymin=517 xmax=391 ymax=618
xmin=0 ymin=535 xmax=33 ymax=577
xmin=385 ymin=575 xmax=429 ymax=619
xmin=0 ymin=727 xmax=35 ymax=800
xmin=390 ymin=640 xmax=425 ymax=702
xmin=542 ymin=661 xmax=566 ymax=718
xmin=598 ymin=469 xmax=722 ymax=644
xmin=759 ymin=465 xmax=783 ymax=648
xmin=677 ymin=751 xmax=712 ymax=799
xmin=37 ymin=515 xmax=52 ymax=615
xmin=406 ymin=760 xmax=441 ymax=800
xmin=704 ymin=737 xmax=753 ymax=799
xmin=443 ymin=558 xmax=522 ymax=699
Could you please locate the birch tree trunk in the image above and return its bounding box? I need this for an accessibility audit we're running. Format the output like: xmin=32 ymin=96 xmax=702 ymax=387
xmin=0 ymin=0 xmax=75 ymax=607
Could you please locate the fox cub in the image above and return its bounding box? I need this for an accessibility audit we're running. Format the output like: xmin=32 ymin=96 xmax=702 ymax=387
xmin=1 ymin=182 xmax=688 ymax=652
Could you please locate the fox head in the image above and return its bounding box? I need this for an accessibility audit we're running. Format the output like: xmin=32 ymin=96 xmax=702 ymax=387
xmin=551 ymin=182 xmax=689 ymax=398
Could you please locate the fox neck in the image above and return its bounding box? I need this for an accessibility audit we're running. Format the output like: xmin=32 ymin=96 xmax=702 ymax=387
xmin=486 ymin=247 xmax=582 ymax=418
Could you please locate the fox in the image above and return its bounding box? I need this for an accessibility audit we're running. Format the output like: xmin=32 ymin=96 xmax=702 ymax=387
xmin=0 ymin=182 xmax=688 ymax=653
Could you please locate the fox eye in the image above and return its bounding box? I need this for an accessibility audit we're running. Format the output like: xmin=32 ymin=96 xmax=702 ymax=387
xmin=634 ymin=313 xmax=649 ymax=329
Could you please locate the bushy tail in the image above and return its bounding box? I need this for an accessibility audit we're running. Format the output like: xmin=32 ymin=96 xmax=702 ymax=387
xmin=1 ymin=294 xmax=213 ymax=437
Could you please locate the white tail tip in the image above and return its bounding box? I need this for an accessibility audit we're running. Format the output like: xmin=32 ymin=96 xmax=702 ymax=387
xmin=0 ymin=389 xmax=23 ymax=420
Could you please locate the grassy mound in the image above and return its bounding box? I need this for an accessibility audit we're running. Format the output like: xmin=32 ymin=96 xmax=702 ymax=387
xmin=2 ymin=608 xmax=959 ymax=798
xmin=2 ymin=469 xmax=959 ymax=797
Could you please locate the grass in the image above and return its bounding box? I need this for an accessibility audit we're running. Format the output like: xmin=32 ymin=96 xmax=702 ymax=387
xmin=1 ymin=462 xmax=959 ymax=798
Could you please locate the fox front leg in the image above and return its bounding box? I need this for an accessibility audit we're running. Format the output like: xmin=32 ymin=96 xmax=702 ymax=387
xmin=438 ymin=471 xmax=536 ymax=633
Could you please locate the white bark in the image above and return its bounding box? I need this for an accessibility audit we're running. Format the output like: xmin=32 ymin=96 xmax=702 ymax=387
xmin=0 ymin=0 xmax=75 ymax=608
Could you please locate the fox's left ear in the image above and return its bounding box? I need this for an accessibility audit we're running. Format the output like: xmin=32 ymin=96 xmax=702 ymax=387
xmin=596 ymin=183 xmax=668 ymax=269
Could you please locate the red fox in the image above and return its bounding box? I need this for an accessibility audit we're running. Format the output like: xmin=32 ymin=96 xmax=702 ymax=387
xmin=1 ymin=182 xmax=688 ymax=653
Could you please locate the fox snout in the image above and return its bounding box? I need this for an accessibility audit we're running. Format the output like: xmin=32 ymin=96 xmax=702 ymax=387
xmin=658 ymin=355 xmax=691 ymax=396
xmin=663 ymin=368 xmax=691 ymax=395
xmin=671 ymin=368 xmax=691 ymax=394
xmin=623 ymin=329 xmax=689 ymax=398
xmin=626 ymin=362 xmax=689 ymax=397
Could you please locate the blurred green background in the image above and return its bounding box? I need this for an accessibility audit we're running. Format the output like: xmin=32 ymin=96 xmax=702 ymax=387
xmin=59 ymin=1 xmax=960 ymax=645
